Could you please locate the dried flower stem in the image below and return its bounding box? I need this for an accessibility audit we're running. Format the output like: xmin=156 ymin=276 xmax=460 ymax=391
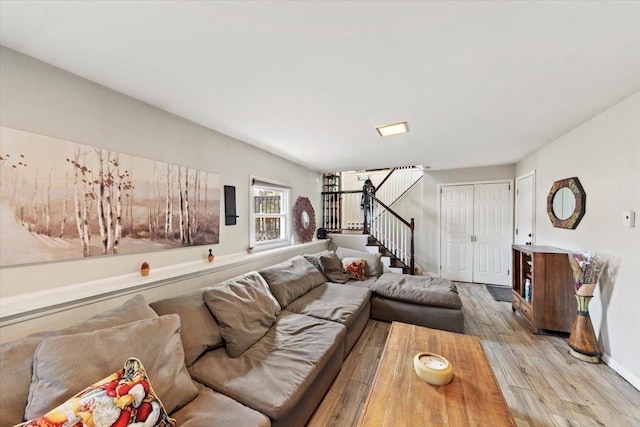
xmin=568 ymin=251 xmax=606 ymax=294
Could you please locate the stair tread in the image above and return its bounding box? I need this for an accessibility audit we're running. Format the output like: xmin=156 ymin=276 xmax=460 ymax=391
xmin=366 ymin=235 xmax=411 ymax=274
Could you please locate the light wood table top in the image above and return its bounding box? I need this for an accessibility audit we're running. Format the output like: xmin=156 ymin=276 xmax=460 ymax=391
xmin=358 ymin=322 xmax=516 ymax=427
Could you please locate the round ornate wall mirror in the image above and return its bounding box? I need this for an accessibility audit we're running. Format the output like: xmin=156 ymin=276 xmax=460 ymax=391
xmin=293 ymin=196 xmax=316 ymax=242
xmin=547 ymin=177 xmax=586 ymax=229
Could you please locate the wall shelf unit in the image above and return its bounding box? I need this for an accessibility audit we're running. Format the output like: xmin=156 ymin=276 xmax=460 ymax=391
xmin=512 ymin=245 xmax=576 ymax=334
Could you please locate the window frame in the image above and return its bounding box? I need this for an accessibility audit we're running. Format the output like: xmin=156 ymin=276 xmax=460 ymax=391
xmin=249 ymin=176 xmax=291 ymax=250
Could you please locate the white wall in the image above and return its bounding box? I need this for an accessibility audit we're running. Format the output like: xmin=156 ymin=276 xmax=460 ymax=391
xmin=341 ymin=170 xmax=388 ymax=191
xmin=516 ymin=91 xmax=640 ymax=387
xmin=0 ymin=47 xmax=323 ymax=335
xmin=419 ymin=165 xmax=516 ymax=273
xmin=327 ymin=233 xmax=369 ymax=251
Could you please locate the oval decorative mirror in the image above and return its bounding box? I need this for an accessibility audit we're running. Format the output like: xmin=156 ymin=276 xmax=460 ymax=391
xmin=547 ymin=177 xmax=586 ymax=229
xmin=293 ymin=196 xmax=316 ymax=242
xmin=301 ymin=211 xmax=310 ymax=229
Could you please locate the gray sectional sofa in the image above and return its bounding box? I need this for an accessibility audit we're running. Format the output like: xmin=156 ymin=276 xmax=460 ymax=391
xmin=0 ymin=248 xmax=463 ymax=427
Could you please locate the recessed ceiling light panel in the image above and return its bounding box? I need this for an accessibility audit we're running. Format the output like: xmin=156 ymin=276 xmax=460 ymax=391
xmin=376 ymin=121 xmax=409 ymax=137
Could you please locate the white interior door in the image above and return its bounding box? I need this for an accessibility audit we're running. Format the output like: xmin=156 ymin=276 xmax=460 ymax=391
xmin=440 ymin=185 xmax=473 ymax=282
xmin=473 ymin=183 xmax=511 ymax=285
xmin=440 ymin=182 xmax=513 ymax=285
xmin=515 ymin=172 xmax=535 ymax=246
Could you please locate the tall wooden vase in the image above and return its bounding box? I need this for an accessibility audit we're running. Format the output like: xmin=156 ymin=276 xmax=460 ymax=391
xmin=568 ymin=294 xmax=600 ymax=363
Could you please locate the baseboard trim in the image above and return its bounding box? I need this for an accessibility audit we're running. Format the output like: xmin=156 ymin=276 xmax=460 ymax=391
xmin=601 ymin=352 xmax=640 ymax=391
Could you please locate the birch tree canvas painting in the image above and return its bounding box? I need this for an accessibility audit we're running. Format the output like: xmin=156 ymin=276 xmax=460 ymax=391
xmin=0 ymin=127 xmax=220 ymax=267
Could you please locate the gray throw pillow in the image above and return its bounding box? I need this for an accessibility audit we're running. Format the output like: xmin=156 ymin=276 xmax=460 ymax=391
xmin=26 ymin=314 xmax=198 ymax=419
xmin=335 ymin=247 xmax=383 ymax=277
xmin=0 ymin=294 xmax=157 ymax=426
xmin=303 ymin=250 xmax=332 ymax=279
xmin=258 ymin=255 xmax=326 ymax=307
xmin=319 ymin=251 xmax=349 ymax=283
xmin=204 ymin=272 xmax=280 ymax=358
xmin=151 ymin=288 xmax=223 ymax=367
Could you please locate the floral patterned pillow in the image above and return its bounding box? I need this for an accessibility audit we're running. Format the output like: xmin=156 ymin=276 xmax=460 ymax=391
xmin=22 ymin=358 xmax=175 ymax=427
xmin=342 ymin=258 xmax=367 ymax=281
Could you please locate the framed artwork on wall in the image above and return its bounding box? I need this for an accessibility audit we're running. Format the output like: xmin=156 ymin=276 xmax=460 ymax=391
xmin=0 ymin=126 xmax=221 ymax=267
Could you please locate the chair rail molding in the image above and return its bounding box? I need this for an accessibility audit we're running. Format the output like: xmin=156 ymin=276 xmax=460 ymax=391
xmin=0 ymin=240 xmax=326 ymax=327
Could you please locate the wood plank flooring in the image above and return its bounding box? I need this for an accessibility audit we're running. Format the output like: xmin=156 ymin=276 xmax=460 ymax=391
xmin=307 ymin=282 xmax=640 ymax=427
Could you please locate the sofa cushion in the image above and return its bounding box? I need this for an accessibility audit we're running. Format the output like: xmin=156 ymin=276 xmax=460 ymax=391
xmin=52 ymin=294 xmax=159 ymax=335
xmin=343 ymin=276 xmax=379 ymax=289
xmin=203 ymin=272 xmax=280 ymax=358
xmin=189 ymin=311 xmax=346 ymax=420
xmin=26 ymin=314 xmax=198 ymax=419
xmin=151 ymin=289 xmax=223 ymax=366
xmin=172 ymin=385 xmax=270 ymax=427
xmin=371 ymin=273 xmax=462 ymax=309
xmin=258 ymin=255 xmax=326 ymax=307
xmin=23 ymin=357 xmax=175 ymax=427
xmin=335 ymin=247 xmax=383 ymax=277
xmin=318 ymin=251 xmax=349 ymax=283
xmin=370 ymin=296 xmax=465 ymax=333
xmin=0 ymin=294 xmax=157 ymax=426
xmin=303 ymin=250 xmax=332 ymax=279
xmin=285 ymin=282 xmax=371 ymax=328
xmin=0 ymin=336 xmax=45 ymax=427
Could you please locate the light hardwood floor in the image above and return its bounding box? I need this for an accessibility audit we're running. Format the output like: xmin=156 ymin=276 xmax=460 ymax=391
xmin=307 ymin=282 xmax=640 ymax=427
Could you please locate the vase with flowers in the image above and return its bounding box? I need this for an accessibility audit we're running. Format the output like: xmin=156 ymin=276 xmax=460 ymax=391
xmin=567 ymin=251 xmax=606 ymax=363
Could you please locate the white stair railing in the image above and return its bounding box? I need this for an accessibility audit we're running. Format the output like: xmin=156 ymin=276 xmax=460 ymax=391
xmin=322 ymin=190 xmax=363 ymax=231
xmin=340 ymin=192 xmax=363 ymax=230
xmin=369 ymin=196 xmax=415 ymax=274
xmin=375 ymin=166 xmax=423 ymax=207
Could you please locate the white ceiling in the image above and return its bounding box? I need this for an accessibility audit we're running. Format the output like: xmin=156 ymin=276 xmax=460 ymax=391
xmin=1 ymin=1 xmax=640 ymax=172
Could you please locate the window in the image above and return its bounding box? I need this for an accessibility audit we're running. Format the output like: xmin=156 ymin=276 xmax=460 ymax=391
xmin=250 ymin=177 xmax=291 ymax=249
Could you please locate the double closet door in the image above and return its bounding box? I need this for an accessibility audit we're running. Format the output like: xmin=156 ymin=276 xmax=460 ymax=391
xmin=440 ymin=182 xmax=512 ymax=286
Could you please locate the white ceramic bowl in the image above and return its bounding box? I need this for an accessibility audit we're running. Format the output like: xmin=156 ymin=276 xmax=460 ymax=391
xmin=413 ymin=352 xmax=453 ymax=385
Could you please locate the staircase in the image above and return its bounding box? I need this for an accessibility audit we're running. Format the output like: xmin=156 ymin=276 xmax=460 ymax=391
xmin=365 ymin=235 xmax=407 ymax=274
xmin=372 ymin=165 xmax=423 ymax=208
xmin=322 ymin=166 xmax=422 ymax=274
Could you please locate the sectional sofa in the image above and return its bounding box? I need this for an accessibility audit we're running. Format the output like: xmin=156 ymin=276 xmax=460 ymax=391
xmin=1 ymin=247 xmax=464 ymax=427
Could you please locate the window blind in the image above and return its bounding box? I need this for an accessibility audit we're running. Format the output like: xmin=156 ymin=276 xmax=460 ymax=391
xmin=251 ymin=177 xmax=292 ymax=190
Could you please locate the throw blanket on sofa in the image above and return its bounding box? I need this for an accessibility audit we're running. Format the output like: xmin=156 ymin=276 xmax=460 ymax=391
xmin=370 ymin=273 xmax=462 ymax=309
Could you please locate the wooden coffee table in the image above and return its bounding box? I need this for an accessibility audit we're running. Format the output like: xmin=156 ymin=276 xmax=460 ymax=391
xmin=358 ymin=322 xmax=515 ymax=426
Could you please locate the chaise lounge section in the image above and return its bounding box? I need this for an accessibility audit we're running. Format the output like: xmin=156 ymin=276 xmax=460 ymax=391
xmin=311 ymin=247 xmax=464 ymax=334
xmin=367 ymin=272 xmax=465 ymax=333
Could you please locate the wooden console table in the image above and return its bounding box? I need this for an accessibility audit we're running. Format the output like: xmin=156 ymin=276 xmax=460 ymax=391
xmin=511 ymin=245 xmax=576 ymax=334
xmin=358 ymin=322 xmax=515 ymax=426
